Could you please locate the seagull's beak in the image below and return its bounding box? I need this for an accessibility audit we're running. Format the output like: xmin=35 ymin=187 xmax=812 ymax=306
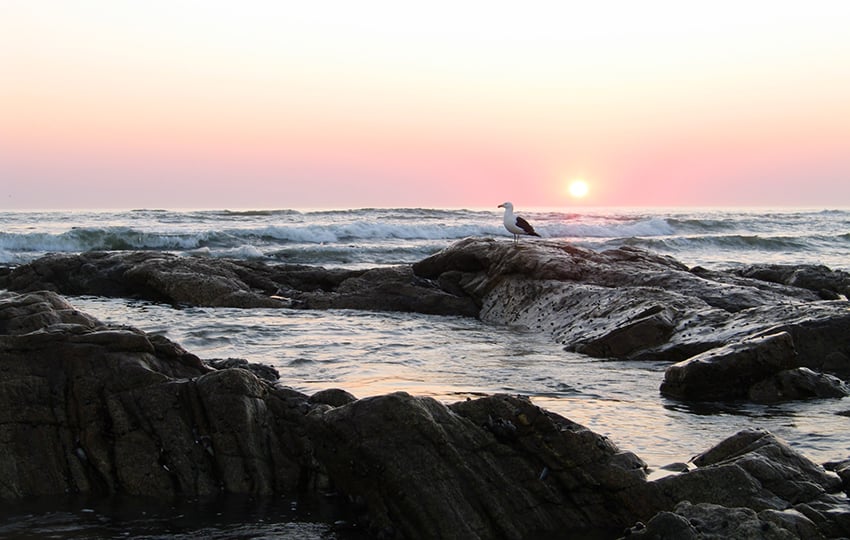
xmin=497 ymin=204 xmax=504 ymax=208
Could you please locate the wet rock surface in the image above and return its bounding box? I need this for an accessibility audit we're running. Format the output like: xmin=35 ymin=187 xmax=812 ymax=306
xmin=2 ymin=239 xmax=849 ymax=410
xmin=0 ymin=251 xmax=478 ymax=316
xmin=733 ymin=263 xmax=850 ymax=300
xmin=621 ymin=500 xmax=820 ymax=540
xmin=412 ymin=238 xmax=850 ymax=402
xmin=2 ymin=290 xmax=850 ymax=538
xmin=660 ymin=332 xmax=809 ymax=402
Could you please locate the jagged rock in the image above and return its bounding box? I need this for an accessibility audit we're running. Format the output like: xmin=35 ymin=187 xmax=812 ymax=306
xmin=412 ymin=238 xmax=850 ymax=386
xmin=0 ymin=290 xmax=101 ymax=334
xmin=660 ymin=333 xmax=798 ymax=401
xmin=0 ymin=252 xmax=478 ymax=316
xmin=628 ymin=430 xmax=848 ymax=539
xmin=307 ymin=391 xmax=650 ymax=539
xmin=734 ymin=264 xmax=850 ymax=300
xmin=749 ymin=367 xmax=850 ymax=403
xmin=298 ymin=265 xmax=478 ymax=316
xmin=3 ymin=291 xmax=850 ymax=538
xmin=308 ymin=388 xmax=357 ymax=408
xmin=1 ymin=252 xmax=287 ymax=308
xmin=5 ymin=239 xmax=850 ymax=405
xmin=759 ymin=508 xmax=824 ymax=540
xmin=205 ymin=357 xmax=281 ymax=382
xmin=823 ymin=458 xmax=850 ymax=496
xmin=0 ymin=290 xmax=318 ymax=499
xmin=622 ymin=501 xmax=810 ymax=539
xmin=794 ymin=496 xmax=850 ymax=538
xmin=689 ymin=429 xmax=842 ymax=499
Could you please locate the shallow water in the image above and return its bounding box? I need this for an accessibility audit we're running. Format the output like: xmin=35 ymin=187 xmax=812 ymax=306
xmin=70 ymin=296 xmax=850 ymax=471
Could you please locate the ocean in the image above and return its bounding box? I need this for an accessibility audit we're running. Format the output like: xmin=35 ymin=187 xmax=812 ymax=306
xmin=2 ymin=207 xmax=849 ymax=271
xmin=1 ymin=206 xmax=849 ymax=538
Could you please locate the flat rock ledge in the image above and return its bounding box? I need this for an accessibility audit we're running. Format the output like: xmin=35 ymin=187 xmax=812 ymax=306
xmin=2 ymin=290 xmax=849 ymax=539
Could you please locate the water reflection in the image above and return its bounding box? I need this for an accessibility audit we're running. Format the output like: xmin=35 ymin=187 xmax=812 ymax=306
xmin=71 ymin=297 xmax=850 ymax=470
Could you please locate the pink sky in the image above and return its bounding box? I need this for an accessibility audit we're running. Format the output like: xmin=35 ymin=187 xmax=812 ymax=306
xmin=3 ymin=1 xmax=850 ymax=209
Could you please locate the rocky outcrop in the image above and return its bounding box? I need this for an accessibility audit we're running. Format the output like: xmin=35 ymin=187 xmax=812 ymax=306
xmin=622 ymin=501 xmax=821 ymax=539
xmin=749 ymin=367 xmax=850 ymax=404
xmin=3 ymin=239 xmax=849 ymax=407
xmin=824 ymin=457 xmax=850 ymax=496
xmin=309 ymin=392 xmax=650 ymax=539
xmin=0 ymin=251 xmax=478 ymax=316
xmin=660 ymin=331 xmax=798 ymax=401
xmin=733 ymin=263 xmax=850 ymax=300
xmin=2 ymin=290 xmax=850 ymax=538
xmin=660 ymin=332 xmax=850 ymax=402
xmin=412 ymin=238 xmax=850 ymax=402
xmin=625 ymin=429 xmax=850 ymax=539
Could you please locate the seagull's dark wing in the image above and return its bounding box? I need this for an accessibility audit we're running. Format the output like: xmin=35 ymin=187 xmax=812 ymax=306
xmin=515 ymin=216 xmax=540 ymax=236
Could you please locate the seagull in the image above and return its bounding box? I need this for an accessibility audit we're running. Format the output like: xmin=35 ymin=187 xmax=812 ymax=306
xmin=498 ymin=202 xmax=540 ymax=243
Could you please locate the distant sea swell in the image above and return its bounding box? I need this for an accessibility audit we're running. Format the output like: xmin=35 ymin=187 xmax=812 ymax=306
xmin=1 ymin=207 xmax=847 ymax=270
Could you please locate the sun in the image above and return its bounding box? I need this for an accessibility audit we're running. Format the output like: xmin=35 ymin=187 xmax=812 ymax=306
xmin=567 ymin=179 xmax=589 ymax=199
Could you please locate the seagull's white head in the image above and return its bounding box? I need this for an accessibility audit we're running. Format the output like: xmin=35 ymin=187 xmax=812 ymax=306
xmin=498 ymin=202 xmax=513 ymax=210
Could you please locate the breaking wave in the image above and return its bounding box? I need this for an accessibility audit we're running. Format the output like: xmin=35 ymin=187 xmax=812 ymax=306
xmin=1 ymin=207 xmax=848 ymax=270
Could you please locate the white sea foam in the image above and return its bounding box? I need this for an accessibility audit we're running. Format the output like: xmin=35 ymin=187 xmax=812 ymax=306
xmin=227 ymin=245 xmax=265 ymax=259
xmin=547 ymin=217 xmax=676 ymax=238
xmin=0 ymin=249 xmax=20 ymax=265
xmin=256 ymin=222 xmax=500 ymax=243
xmin=1 ymin=208 xmax=848 ymax=271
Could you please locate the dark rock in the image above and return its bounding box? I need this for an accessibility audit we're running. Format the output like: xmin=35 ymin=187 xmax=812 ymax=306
xmin=308 ymin=391 xmax=649 ymax=538
xmin=794 ymin=496 xmax=850 ymax=538
xmin=575 ymin=306 xmax=676 ymax=358
xmin=6 ymin=239 xmax=850 ymax=406
xmin=1 ymin=252 xmax=478 ymax=316
xmin=3 ymin=291 xmax=850 ymax=539
xmin=758 ymin=508 xmax=824 ymax=540
xmin=205 ymin=357 xmax=281 ymax=382
xmin=622 ymin=509 xmax=699 ymax=539
xmin=1 ymin=252 xmax=287 ymax=308
xmin=299 ymin=265 xmax=479 ymax=316
xmin=690 ymin=429 xmax=842 ymax=498
xmin=411 ymin=239 xmax=850 ymax=397
xmin=648 ymin=462 xmax=788 ymax=512
xmin=659 ymin=462 xmax=691 ymax=473
xmin=735 ymin=264 xmax=850 ymax=299
xmin=631 ymin=430 xmax=847 ymax=539
xmin=823 ymin=458 xmax=850 ymax=495
xmin=661 ymin=333 xmax=798 ymax=401
xmin=622 ymin=501 xmax=805 ymax=539
xmin=309 ymin=388 xmax=357 ymax=407
xmin=6 ymin=242 xmax=850 ymax=378
xmin=749 ymin=367 xmax=850 ymax=403
xmin=0 ymin=290 xmax=101 ymax=334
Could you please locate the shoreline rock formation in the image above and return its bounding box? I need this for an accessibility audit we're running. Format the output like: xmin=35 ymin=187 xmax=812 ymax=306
xmin=412 ymin=238 xmax=850 ymax=404
xmin=2 ymin=289 xmax=849 ymax=538
xmin=0 ymin=251 xmax=478 ymax=316
xmin=2 ymin=238 xmax=849 ymax=407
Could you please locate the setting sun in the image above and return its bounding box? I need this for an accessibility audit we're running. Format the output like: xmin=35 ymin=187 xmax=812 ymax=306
xmin=568 ymin=179 xmax=590 ymax=199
